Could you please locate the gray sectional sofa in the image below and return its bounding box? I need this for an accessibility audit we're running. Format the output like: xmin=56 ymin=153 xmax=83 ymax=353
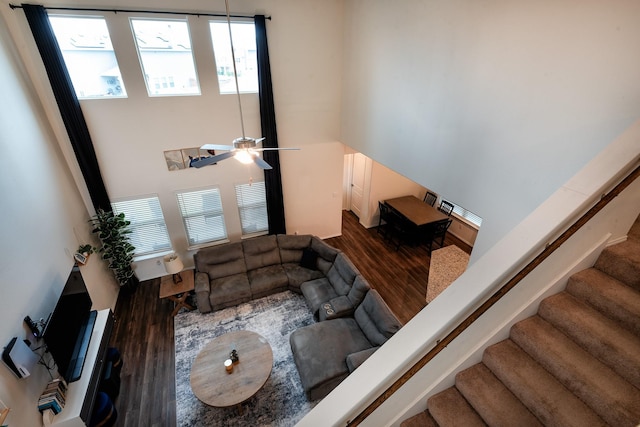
xmin=290 ymin=289 xmax=403 ymax=400
xmin=193 ymin=233 xmax=403 ymax=401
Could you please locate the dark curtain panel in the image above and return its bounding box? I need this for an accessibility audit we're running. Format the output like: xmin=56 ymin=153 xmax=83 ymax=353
xmin=22 ymin=4 xmax=111 ymax=212
xmin=255 ymin=15 xmax=286 ymax=235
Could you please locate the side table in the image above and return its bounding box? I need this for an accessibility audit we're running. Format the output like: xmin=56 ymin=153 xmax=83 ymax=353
xmin=159 ymin=269 xmax=195 ymax=316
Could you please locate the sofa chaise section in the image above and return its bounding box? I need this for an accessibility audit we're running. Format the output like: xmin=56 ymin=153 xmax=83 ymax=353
xmin=290 ymin=289 xmax=403 ymax=401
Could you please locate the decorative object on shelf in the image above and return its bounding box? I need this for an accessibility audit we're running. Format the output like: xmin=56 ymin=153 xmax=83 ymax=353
xmin=163 ymin=253 xmax=184 ymax=284
xmin=74 ymin=244 xmax=96 ymax=265
xmin=89 ymin=209 xmax=139 ymax=292
xmin=224 ymin=359 xmax=233 ymax=374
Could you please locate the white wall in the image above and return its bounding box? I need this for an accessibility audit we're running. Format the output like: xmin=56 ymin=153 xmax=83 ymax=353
xmin=0 ymin=10 xmax=119 ymax=426
xmin=341 ymin=0 xmax=640 ymax=262
xmin=4 ymin=0 xmax=345 ymax=280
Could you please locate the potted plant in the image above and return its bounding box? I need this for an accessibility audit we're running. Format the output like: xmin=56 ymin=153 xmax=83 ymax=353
xmin=90 ymin=209 xmax=139 ymax=293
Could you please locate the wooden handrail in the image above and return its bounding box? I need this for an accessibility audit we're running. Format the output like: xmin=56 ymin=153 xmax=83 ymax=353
xmin=347 ymin=163 xmax=640 ymax=425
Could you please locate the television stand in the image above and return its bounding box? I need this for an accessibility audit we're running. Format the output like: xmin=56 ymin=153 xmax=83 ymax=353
xmin=48 ymin=309 xmax=114 ymax=427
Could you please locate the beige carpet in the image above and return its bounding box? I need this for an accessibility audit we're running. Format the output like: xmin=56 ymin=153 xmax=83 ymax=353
xmin=426 ymin=245 xmax=470 ymax=303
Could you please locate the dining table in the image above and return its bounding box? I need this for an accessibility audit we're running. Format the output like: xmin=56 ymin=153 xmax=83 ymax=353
xmin=384 ymin=195 xmax=448 ymax=227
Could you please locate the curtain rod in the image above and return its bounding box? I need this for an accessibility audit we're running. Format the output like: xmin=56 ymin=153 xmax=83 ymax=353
xmin=9 ymin=4 xmax=270 ymax=19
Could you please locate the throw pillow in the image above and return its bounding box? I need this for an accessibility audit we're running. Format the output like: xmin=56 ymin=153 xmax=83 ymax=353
xmin=300 ymin=247 xmax=318 ymax=270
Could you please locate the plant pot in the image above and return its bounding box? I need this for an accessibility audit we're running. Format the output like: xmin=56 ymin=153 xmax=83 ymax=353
xmin=120 ymin=275 xmax=140 ymax=295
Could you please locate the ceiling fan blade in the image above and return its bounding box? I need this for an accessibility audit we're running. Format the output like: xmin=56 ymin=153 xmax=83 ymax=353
xmin=255 ymin=137 xmax=265 ymax=143
xmin=252 ymin=156 xmax=273 ymax=170
xmin=200 ymin=144 xmax=235 ymax=151
xmin=254 ymin=147 xmax=301 ymax=152
xmin=191 ymin=151 xmax=235 ymax=168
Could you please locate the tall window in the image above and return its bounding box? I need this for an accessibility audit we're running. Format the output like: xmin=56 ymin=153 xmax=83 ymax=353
xmin=130 ymin=18 xmax=200 ymax=96
xmin=111 ymin=196 xmax=171 ymax=256
xmin=48 ymin=16 xmax=127 ymax=99
xmin=235 ymin=181 xmax=268 ymax=236
xmin=209 ymin=21 xmax=258 ymax=94
xmin=176 ymin=187 xmax=227 ymax=246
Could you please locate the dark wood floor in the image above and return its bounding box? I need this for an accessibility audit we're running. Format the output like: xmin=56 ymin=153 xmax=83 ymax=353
xmin=108 ymin=210 xmax=472 ymax=426
xmin=326 ymin=211 xmax=471 ymax=324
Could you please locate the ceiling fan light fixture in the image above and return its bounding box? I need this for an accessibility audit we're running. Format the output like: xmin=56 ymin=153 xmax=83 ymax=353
xmin=234 ymin=149 xmax=255 ymax=164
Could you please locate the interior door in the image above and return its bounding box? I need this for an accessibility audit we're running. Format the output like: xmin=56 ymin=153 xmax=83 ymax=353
xmin=350 ymin=153 xmax=366 ymax=218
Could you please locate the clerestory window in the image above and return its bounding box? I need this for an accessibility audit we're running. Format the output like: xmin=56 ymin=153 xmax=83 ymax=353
xmin=48 ymin=15 xmax=127 ymax=99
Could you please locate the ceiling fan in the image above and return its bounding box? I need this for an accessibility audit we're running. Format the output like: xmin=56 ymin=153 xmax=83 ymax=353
xmin=192 ymin=0 xmax=298 ymax=170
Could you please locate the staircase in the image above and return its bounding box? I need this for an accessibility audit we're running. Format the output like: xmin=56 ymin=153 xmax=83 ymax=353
xmin=402 ymin=215 xmax=640 ymax=427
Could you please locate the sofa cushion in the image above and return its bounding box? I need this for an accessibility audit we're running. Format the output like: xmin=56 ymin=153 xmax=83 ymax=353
xmin=247 ymin=265 xmax=289 ymax=299
xmin=326 ymin=253 xmax=360 ymax=296
xmin=299 ymin=247 xmax=318 ymax=270
xmin=277 ymin=234 xmax=313 ymax=264
xmin=196 ymin=242 xmax=246 ymax=280
xmin=209 ymin=273 xmax=251 ymax=311
xmin=347 ymin=275 xmax=370 ymax=307
xmin=311 ymin=237 xmax=340 ymax=275
xmin=290 ymin=318 xmax=372 ymax=401
xmin=355 ymin=290 xmax=402 ymax=346
xmin=300 ymin=278 xmax=338 ymax=315
xmin=242 ymin=235 xmax=281 ymax=271
xmin=346 ymin=347 xmax=379 ymax=373
xmin=282 ymin=264 xmax=324 ymax=292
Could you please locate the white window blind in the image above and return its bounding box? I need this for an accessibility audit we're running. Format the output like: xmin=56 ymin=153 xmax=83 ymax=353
xmin=443 ymin=200 xmax=483 ymax=228
xmin=235 ymin=181 xmax=268 ymax=236
xmin=176 ymin=187 xmax=227 ymax=246
xmin=111 ymin=196 xmax=171 ymax=256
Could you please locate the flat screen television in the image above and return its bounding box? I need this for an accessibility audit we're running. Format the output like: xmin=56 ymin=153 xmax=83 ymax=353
xmin=43 ymin=265 xmax=96 ymax=383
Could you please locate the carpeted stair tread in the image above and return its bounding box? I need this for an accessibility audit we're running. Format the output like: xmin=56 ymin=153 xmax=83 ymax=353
xmin=427 ymin=387 xmax=486 ymax=426
xmin=510 ymin=316 xmax=640 ymax=426
xmin=594 ymin=239 xmax=640 ymax=290
xmin=628 ymin=215 xmax=640 ymax=241
xmin=400 ymin=410 xmax=438 ymax=427
xmin=538 ymin=291 xmax=640 ymax=388
xmin=455 ymin=363 xmax=542 ymax=427
xmin=566 ymin=267 xmax=640 ymax=337
xmin=483 ymin=340 xmax=606 ymax=427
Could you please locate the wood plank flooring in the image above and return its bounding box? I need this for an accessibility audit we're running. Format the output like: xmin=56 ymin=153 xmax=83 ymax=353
xmin=108 ymin=210 xmax=472 ymax=426
xmin=325 ymin=211 xmax=472 ymax=324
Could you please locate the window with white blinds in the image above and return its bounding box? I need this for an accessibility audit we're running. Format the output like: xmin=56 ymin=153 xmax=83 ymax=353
xmin=235 ymin=181 xmax=268 ymax=236
xmin=176 ymin=187 xmax=227 ymax=246
xmin=443 ymin=199 xmax=483 ymax=228
xmin=111 ymin=196 xmax=171 ymax=256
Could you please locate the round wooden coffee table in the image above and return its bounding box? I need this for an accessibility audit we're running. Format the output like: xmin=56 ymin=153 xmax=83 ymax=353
xmin=190 ymin=330 xmax=273 ymax=412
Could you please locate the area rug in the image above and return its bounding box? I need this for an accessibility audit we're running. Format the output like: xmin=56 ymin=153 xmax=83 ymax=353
xmin=174 ymin=291 xmax=317 ymax=426
xmin=426 ymin=245 xmax=470 ymax=303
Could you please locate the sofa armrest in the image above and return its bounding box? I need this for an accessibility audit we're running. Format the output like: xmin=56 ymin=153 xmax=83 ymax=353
xmin=194 ymin=271 xmax=212 ymax=313
xmin=346 ymin=347 xmax=379 ymax=373
xmin=319 ymin=295 xmax=354 ymax=321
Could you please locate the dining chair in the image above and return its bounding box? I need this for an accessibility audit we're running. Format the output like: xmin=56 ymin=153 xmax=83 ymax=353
xmin=378 ymin=202 xmax=411 ymax=250
xmin=438 ymin=200 xmax=454 ymax=216
xmin=423 ymin=191 xmax=437 ymax=207
xmin=424 ymin=218 xmax=453 ymax=254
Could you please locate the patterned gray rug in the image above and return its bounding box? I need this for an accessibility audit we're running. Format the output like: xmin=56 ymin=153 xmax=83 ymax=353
xmin=174 ymin=291 xmax=317 ymax=426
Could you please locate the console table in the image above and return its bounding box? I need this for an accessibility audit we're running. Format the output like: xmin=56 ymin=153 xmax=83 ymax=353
xmin=48 ymin=309 xmax=114 ymax=427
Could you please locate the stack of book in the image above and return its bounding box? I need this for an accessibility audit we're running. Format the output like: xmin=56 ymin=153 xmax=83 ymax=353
xmin=38 ymin=378 xmax=67 ymax=415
